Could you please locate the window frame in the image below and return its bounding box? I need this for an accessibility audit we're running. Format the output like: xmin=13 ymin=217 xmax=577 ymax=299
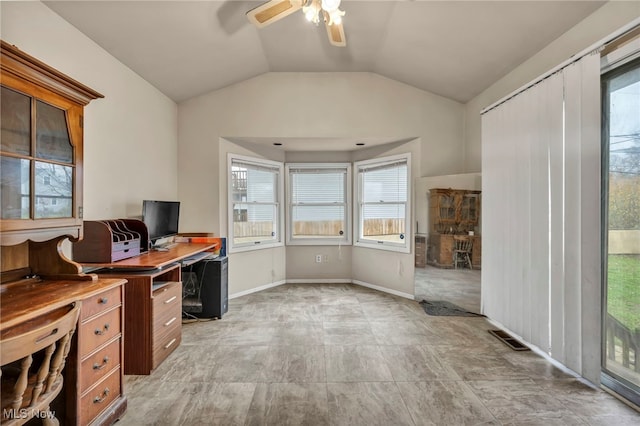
xmin=227 ymin=154 xmax=284 ymax=253
xmin=354 ymin=153 xmax=411 ymax=253
xmin=285 ymin=162 xmax=352 ymax=246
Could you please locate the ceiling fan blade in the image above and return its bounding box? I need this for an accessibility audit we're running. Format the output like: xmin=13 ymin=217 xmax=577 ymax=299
xmin=246 ymin=0 xmax=303 ymax=28
xmin=325 ymin=20 xmax=346 ymax=47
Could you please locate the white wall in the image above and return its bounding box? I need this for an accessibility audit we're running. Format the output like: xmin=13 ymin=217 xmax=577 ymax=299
xmin=178 ymin=73 xmax=463 ymax=295
xmin=351 ymin=139 xmax=421 ymax=298
xmin=286 ymin=246 xmax=352 ymax=282
xmin=464 ymin=1 xmax=640 ymax=172
xmin=217 ymin=139 xmax=287 ymax=296
xmin=284 ymin=150 xmax=353 ymax=282
xmin=178 ymin=73 xmax=464 ymax=232
xmin=1 ymin=2 xmax=178 ymax=222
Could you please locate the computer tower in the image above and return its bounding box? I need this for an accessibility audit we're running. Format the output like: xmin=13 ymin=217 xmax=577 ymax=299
xmin=182 ymin=256 xmax=228 ymax=318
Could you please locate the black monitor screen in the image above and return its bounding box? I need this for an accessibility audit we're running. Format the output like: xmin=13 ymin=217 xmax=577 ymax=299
xmin=142 ymin=200 xmax=180 ymax=242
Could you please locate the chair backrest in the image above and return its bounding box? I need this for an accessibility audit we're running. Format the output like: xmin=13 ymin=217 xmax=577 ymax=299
xmin=454 ymin=236 xmax=472 ymax=252
xmin=1 ymin=302 xmax=80 ymax=425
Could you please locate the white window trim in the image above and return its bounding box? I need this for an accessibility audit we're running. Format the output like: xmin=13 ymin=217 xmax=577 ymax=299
xmin=354 ymin=153 xmax=411 ymax=253
xmin=227 ymin=153 xmax=284 ymax=253
xmin=285 ymin=163 xmax=352 ymax=246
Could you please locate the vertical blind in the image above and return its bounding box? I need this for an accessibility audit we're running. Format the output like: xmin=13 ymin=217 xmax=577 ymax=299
xmin=481 ymin=52 xmax=600 ymax=382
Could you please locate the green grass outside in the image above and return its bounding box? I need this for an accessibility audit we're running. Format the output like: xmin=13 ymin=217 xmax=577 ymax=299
xmin=607 ymin=254 xmax=640 ymax=331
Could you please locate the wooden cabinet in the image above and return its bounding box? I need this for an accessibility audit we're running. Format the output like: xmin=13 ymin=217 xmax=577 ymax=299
xmin=0 ymin=41 xmax=124 ymax=425
xmin=97 ymin=264 xmax=182 ymax=375
xmin=0 ymin=40 xmax=103 ymax=247
xmin=428 ymin=234 xmax=481 ymax=269
xmin=1 ymin=279 xmax=127 ymax=426
xmin=0 ymin=38 xmax=104 ymax=296
xmin=66 ymin=284 xmax=126 ymax=426
xmin=429 ymin=188 xmax=481 ymax=235
xmin=428 ymin=188 xmax=481 ymax=269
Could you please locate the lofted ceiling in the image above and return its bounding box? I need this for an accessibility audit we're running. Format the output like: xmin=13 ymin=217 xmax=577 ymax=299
xmin=44 ymin=0 xmax=606 ymax=104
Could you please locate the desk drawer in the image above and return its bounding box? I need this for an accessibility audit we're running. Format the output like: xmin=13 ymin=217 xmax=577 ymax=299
xmin=80 ymin=366 xmax=121 ymax=426
xmin=153 ymin=302 xmax=181 ymax=340
xmin=79 ymin=337 xmax=121 ymax=394
xmin=79 ymin=307 xmax=121 ymax=357
xmin=152 ymin=281 xmax=181 ymax=319
xmin=152 ymin=326 xmax=181 ymax=369
xmin=81 ymin=286 xmax=122 ymax=321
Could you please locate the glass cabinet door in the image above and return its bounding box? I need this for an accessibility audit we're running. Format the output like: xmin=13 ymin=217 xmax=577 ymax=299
xmin=1 ymin=85 xmax=77 ymax=223
xmin=1 ymin=87 xmax=32 ymax=220
xmin=438 ymin=193 xmax=456 ymax=222
xmin=0 ymin=40 xmax=102 ymax=249
xmin=460 ymin=194 xmax=479 ymax=223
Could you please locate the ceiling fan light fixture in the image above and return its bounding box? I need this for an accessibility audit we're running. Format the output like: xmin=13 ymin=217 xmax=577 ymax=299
xmin=321 ymin=0 xmax=341 ymax=13
xmin=327 ymin=8 xmax=344 ymax=26
xmin=303 ymin=0 xmax=321 ymax=23
xmin=247 ymin=0 xmax=346 ymax=47
xmin=303 ymin=0 xmax=344 ymax=26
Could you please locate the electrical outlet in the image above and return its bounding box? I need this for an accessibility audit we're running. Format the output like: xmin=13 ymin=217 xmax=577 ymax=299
xmin=315 ymin=254 xmax=322 ymax=263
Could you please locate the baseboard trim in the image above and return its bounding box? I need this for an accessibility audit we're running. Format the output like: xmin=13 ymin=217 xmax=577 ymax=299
xmin=485 ymin=317 xmax=589 ymax=385
xmin=351 ymin=280 xmax=414 ymax=300
xmin=229 ymin=279 xmax=415 ymax=300
xmin=229 ymin=280 xmax=286 ymax=299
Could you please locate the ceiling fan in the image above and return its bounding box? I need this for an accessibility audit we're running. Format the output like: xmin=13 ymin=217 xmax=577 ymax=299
xmin=246 ymin=0 xmax=347 ymax=47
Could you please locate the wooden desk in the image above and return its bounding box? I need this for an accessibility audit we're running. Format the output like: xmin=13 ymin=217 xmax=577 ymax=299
xmin=82 ymin=243 xmax=217 ymax=375
xmin=81 ymin=242 xmax=217 ymax=270
xmin=1 ymin=277 xmax=127 ymax=426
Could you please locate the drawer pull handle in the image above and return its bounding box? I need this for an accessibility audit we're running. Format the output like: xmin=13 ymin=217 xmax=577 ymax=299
xmin=94 ymin=324 xmax=110 ymax=335
xmin=35 ymin=327 xmax=58 ymax=343
xmin=164 ymin=338 xmax=177 ymax=349
xmin=99 ymin=297 xmax=108 ymax=304
xmin=164 ymin=296 xmax=177 ymax=304
xmin=92 ymin=356 xmax=110 ymax=370
xmin=93 ymin=388 xmax=110 ymax=404
xmin=164 ymin=317 xmax=177 ymax=327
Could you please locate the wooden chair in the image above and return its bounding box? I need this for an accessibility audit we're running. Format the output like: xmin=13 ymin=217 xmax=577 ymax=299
xmin=453 ymin=236 xmax=473 ymax=269
xmin=1 ymin=302 xmax=81 ymax=425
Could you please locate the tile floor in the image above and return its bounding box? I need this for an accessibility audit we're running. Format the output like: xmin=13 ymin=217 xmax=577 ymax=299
xmin=121 ymin=281 xmax=639 ymax=425
xmin=414 ymin=264 xmax=481 ymax=313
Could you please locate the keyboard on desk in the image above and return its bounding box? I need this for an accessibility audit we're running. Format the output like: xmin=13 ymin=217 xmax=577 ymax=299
xmin=151 ymin=242 xmax=177 ymax=251
xmin=180 ymin=252 xmax=218 ymax=267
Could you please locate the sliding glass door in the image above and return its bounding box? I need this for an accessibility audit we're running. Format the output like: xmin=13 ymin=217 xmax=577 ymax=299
xmin=602 ymin=57 xmax=640 ymax=406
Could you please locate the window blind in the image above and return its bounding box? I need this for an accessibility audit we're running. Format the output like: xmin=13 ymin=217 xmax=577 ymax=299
xmin=354 ymin=155 xmax=410 ymax=252
xmin=287 ymin=164 xmax=350 ymax=242
xmin=229 ymin=156 xmax=283 ymax=251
